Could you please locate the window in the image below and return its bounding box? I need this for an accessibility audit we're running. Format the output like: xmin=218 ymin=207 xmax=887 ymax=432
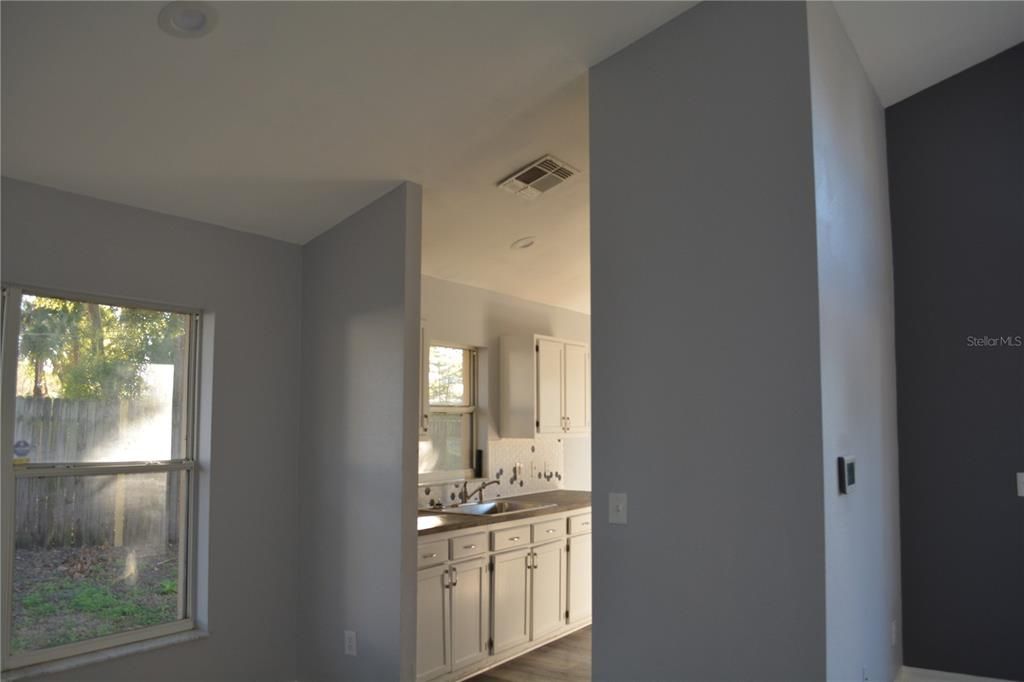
xmin=419 ymin=344 xmax=476 ymax=481
xmin=1 ymin=288 xmax=199 ymax=670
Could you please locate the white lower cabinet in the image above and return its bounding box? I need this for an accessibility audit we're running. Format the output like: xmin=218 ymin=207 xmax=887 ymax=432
xmin=450 ymin=557 xmax=490 ymax=671
xmin=417 ymin=508 xmax=591 ymax=680
xmin=567 ymin=532 xmax=592 ymax=624
xmin=530 ymin=540 xmax=566 ymax=640
xmin=417 ymin=564 xmax=450 ymax=682
xmin=491 ymin=547 xmax=531 ymax=654
xmin=491 ymin=541 xmax=567 ymax=653
xmin=417 ymin=558 xmax=490 ymax=682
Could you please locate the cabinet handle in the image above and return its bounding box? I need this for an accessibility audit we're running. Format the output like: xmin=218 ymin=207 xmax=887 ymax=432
xmin=463 ymin=544 xmax=476 ymax=550
xmin=546 ymin=529 xmax=556 ymax=534
xmin=423 ymin=552 xmax=438 ymax=559
xmin=581 ymin=522 xmax=590 ymax=527
xmin=450 ymin=566 xmax=458 ymax=587
xmin=443 ymin=569 xmax=450 ymax=589
xmin=566 ymin=416 xmax=571 ymax=431
xmin=509 ymin=536 xmax=520 ymax=542
xmin=422 ymin=414 xmax=429 ymax=431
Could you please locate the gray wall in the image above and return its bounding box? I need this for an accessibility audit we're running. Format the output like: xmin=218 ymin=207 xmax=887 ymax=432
xmin=887 ymin=43 xmax=1024 ymax=681
xmin=298 ymin=183 xmax=422 ymax=681
xmin=807 ymin=5 xmax=902 ymax=681
xmin=1 ymin=177 xmax=302 ymax=681
xmin=589 ymin=3 xmax=827 ymax=679
xmin=421 ymin=276 xmax=592 ymax=489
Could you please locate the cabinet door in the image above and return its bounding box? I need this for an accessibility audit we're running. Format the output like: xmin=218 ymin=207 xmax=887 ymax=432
xmin=450 ymin=557 xmax=490 ymax=671
xmin=567 ymin=533 xmax=592 ymax=624
xmin=563 ymin=343 xmax=589 ymax=434
xmin=491 ymin=548 xmax=531 ymax=653
xmin=416 ymin=565 xmax=450 ymax=681
xmin=536 ymin=338 xmax=565 ymax=434
xmin=530 ymin=540 xmax=566 ymax=641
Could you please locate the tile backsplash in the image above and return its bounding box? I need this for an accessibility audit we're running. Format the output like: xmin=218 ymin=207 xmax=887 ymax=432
xmin=418 ymin=438 xmax=565 ymax=509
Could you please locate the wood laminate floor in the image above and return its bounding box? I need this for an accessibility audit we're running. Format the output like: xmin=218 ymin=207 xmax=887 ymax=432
xmin=469 ymin=627 xmax=592 ymax=682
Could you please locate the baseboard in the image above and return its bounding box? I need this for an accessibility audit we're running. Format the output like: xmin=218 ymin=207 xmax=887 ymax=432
xmin=899 ymin=666 xmax=1016 ymax=682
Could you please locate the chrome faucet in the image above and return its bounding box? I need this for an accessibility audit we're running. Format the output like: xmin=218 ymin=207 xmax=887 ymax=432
xmin=460 ymin=479 xmax=500 ymax=504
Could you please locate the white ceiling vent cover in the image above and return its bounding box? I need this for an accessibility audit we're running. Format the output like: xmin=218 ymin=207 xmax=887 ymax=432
xmin=498 ymin=155 xmax=579 ymax=200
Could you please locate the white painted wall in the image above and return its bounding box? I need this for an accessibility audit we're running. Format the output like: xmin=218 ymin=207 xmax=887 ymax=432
xmin=298 ymin=184 xmax=422 ymax=681
xmin=1 ymin=178 xmax=302 ymax=681
xmin=421 ymin=276 xmax=591 ymax=489
xmin=589 ymin=3 xmax=827 ymax=679
xmin=807 ymin=5 xmax=902 ymax=681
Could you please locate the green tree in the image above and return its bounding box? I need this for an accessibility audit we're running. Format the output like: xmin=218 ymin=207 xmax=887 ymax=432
xmin=19 ymin=296 xmax=185 ymax=400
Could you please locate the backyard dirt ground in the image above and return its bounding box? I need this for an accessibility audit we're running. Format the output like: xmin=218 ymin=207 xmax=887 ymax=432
xmin=11 ymin=544 xmax=179 ymax=653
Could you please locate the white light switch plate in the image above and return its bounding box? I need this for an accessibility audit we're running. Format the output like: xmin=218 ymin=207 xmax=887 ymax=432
xmin=609 ymin=492 xmax=627 ymax=524
xmin=1017 ymin=472 xmax=1024 ymax=497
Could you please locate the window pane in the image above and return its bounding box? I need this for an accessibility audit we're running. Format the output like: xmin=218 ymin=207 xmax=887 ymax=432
xmin=418 ymin=413 xmax=472 ymax=475
xmin=14 ymin=294 xmax=190 ymax=463
xmin=11 ymin=471 xmax=186 ymax=654
xmin=428 ymin=346 xmax=470 ymax=406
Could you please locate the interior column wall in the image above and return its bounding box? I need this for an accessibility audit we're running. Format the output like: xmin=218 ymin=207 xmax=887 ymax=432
xmin=298 ymin=183 xmax=422 ymax=681
xmin=588 ymin=3 xmax=826 ymax=679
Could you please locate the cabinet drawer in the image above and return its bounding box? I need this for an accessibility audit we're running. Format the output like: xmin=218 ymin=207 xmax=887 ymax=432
xmin=491 ymin=525 xmax=530 ymax=551
xmin=568 ymin=513 xmax=592 ymax=534
xmin=532 ymin=518 xmax=565 ymax=542
xmin=450 ymin=532 xmax=487 ymax=560
xmin=417 ymin=540 xmax=448 ymax=568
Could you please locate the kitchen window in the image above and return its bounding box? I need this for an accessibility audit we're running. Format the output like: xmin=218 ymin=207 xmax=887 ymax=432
xmin=419 ymin=344 xmax=476 ymax=482
xmin=0 ymin=287 xmax=199 ymax=670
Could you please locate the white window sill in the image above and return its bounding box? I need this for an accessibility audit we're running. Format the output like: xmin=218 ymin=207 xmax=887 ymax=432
xmin=3 ymin=629 xmax=208 ymax=680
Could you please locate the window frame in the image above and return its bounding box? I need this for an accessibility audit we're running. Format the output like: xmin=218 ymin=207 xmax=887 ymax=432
xmin=420 ymin=342 xmax=477 ymax=483
xmin=0 ymin=285 xmax=202 ymax=672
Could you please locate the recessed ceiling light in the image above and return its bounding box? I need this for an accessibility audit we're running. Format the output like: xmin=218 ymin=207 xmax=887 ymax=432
xmin=510 ymin=237 xmax=536 ymax=250
xmin=158 ymin=2 xmax=218 ymax=39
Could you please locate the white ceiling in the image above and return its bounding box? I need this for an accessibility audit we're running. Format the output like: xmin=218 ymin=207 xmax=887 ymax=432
xmin=836 ymin=1 xmax=1024 ymax=107
xmin=3 ymin=2 xmax=1021 ymax=315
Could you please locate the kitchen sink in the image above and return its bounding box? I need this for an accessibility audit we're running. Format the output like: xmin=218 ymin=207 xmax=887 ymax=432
xmin=438 ymin=500 xmax=556 ymax=516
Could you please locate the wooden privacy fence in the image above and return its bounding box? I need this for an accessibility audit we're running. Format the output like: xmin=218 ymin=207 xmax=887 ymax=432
xmin=14 ymin=396 xmax=160 ymax=464
xmin=13 ymin=397 xmax=180 ymax=550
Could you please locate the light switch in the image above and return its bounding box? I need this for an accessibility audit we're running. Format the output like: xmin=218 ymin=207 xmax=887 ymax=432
xmin=609 ymin=492 xmax=627 ymax=524
xmin=1017 ymin=472 xmax=1024 ymax=497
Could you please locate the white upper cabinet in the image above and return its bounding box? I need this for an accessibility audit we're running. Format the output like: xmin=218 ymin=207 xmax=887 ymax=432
xmin=535 ymin=338 xmax=565 ymax=435
xmin=500 ymin=335 xmax=590 ymax=438
xmin=562 ymin=343 xmax=589 ymax=435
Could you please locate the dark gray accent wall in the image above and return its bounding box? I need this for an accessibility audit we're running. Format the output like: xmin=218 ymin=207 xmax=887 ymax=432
xmin=589 ymin=3 xmax=827 ymax=679
xmin=887 ymin=43 xmax=1024 ymax=681
xmin=1 ymin=177 xmax=302 ymax=681
xmin=298 ymin=183 xmax=422 ymax=681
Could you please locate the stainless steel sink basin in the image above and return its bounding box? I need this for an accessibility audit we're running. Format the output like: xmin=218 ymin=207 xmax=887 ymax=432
xmin=439 ymin=500 xmax=556 ymax=516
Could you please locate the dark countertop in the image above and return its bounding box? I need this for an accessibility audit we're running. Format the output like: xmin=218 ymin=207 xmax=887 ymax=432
xmin=417 ymin=489 xmax=591 ymax=536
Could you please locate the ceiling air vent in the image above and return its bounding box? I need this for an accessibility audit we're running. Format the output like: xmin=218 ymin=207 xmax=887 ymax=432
xmin=498 ymin=155 xmax=579 ymax=200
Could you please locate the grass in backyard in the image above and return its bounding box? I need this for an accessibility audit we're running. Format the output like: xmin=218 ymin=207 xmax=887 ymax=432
xmin=11 ymin=545 xmax=179 ymax=654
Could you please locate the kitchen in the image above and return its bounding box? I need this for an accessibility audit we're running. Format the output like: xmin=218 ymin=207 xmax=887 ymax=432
xmin=414 ymin=79 xmax=593 ymax=681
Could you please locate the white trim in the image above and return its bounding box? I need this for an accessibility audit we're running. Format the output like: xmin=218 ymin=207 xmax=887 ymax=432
xmin=899 ymin=666 xmax=1015 ymax=682
xmin=1 ymin=287 xmax=24 ymax=671
xmin=1 ymin=282 xmax=201 ymax=317
xmin=13 ymin=460 xmax=194 ymax=478
xmin=0 ymin=290 xmax=202 ymax=672
xmin=3 ymin=626 xmax=206 ymax=680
